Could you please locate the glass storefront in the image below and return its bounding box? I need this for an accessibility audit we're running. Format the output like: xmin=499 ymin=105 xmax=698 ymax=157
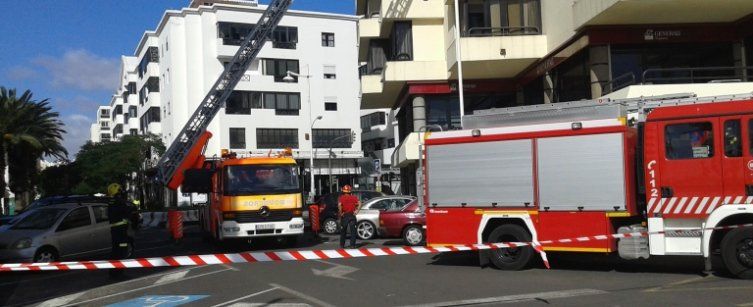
xmin=611 ymin=43 xmax=735 ymax=84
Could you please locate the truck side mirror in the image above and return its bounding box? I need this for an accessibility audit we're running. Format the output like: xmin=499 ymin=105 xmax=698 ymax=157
xmin=182 ymin=168 xmax=214 ymax=194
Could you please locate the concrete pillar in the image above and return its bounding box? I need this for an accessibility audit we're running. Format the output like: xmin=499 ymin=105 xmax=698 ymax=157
xmin=412 ymin=96 xmax=426 ymax=131
xmin=543 ymin=73 xmax=554 ymax=104
xmin=589 ymin=45 xmax=611 ymax=98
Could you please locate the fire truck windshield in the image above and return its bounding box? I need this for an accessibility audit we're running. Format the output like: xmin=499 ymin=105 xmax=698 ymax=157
xmin=223 ymin=164 xmax=300 ymax=196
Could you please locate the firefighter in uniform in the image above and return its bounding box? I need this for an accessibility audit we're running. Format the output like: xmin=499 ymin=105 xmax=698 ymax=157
xmin=338 ymin=185 xmax=361 ymax=248
xmin=107 ymin=183 xmax=132 ymax=277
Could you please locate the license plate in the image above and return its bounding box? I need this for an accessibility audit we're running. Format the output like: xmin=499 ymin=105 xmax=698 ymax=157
xmin=256 ymin=224 xmax=274 ymax=230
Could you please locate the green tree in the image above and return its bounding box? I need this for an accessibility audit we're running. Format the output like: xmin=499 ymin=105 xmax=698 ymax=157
xmin=71 ymin=134 xmax=164 ymax=196
xmin=0 ymin=87 xmax=67 ymax=207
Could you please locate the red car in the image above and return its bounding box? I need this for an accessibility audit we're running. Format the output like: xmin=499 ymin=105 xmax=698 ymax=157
xmin=377 ymin=200 xmax=425 ymax=246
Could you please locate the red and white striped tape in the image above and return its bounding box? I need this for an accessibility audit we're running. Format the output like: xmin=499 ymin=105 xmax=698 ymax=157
xmin=2 ymin=223 xmax=751 ymax=272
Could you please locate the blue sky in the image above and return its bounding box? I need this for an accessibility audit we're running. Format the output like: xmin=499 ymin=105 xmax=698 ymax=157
xmin=0 ymin=0 xmax=354 ymax=158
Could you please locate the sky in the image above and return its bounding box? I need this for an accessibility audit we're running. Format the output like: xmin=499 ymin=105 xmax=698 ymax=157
xmin=0 ymin=0 xmax=355 ymax=159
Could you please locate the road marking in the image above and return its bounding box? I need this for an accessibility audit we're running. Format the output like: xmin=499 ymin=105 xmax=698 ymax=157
xmin=35 ymin=292 xmax=85 ymax=307
xmin=311 ymin=260 xmax=359 ymax=280
xmin=737 ymin=302 xmax=753 ymax=307
xmin=210 ymin=287 xmax=279 ymax=307
xmin=229 ymin=304 xmax=311 ymax=307
xmin=269 ymin=283 xmax=336 ymax=307
xmin=399 ymin=289 xmax=608 ymax=307
xmin=222 ymin=263 xmax=241 ymax=271
xmin=107 ymin=295 xmax=208 ymax=307
xmin=154 ymin=270 xmax=190 ymax=285
xmin=60 ymin=267 xmax=232 ymax=306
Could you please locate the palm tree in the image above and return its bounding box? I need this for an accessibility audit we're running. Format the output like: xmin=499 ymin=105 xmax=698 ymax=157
xmin=1 ymin=87 xmax=67 ymax=208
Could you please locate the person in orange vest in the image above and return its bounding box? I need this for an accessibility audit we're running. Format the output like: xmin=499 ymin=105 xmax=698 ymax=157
xmin=338 ymin=185 xmax=360 ymax=248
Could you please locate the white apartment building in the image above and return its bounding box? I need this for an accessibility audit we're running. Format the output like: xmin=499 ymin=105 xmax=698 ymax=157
xmin=89 ymin=106 xmax=112 ymax=143
xmin=92 ymin=0 xmax=362 ymax=199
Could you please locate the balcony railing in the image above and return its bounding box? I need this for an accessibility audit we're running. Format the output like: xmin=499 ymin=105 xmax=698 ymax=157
xmin=272 ymin=41 xmax=297 ymax=49
xmin=603 ymin=66 xmax=753 ymax=94
xmin=463 ymin=26 xmax=540 ymax=37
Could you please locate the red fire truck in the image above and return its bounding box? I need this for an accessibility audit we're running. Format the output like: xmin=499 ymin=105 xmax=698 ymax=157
xmin=422 ymin=93 xmax=753 ymax=279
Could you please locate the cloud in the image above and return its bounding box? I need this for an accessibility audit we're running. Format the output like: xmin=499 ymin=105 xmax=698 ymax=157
xmin=55 ymin=95 xmax=103 ymax=114
xmin=32 ymin=49 xmax=119 ymax=92
xmin=61 ymin=113 xmax=95 ymax=157
xmin=5 ymin=66 xmax=39 ymax=81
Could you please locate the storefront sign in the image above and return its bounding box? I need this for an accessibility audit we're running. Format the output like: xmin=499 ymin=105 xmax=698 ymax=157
xmin=644 ymin=29 xmax=682 ymax=41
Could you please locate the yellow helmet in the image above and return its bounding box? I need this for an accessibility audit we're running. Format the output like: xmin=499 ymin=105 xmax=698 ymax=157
xmin=107 ymin=183 xmax=122 ymax=197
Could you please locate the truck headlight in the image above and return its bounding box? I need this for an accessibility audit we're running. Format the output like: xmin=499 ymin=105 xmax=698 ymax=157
xmin=12 ymin=238 xmax=32 ymax=249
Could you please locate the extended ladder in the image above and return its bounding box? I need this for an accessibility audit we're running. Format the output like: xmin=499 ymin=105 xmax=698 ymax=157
xmin=156 ymin=0 xmax=293 ymax=186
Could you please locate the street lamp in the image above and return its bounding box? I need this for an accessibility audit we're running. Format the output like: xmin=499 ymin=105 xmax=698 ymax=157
xmin=417 ymin=125 xmax=443 ymax=214
xmin=283 ymin=67 xmax=316 ymax=202
xmin=327 ymin=133 xmax=353 ymax=192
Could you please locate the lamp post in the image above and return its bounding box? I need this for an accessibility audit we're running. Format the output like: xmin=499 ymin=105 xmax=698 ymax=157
xmin=417 ymin=125 xmax=443 ymax=214
xmin=283 ymin=67 xmax=316 ymax=202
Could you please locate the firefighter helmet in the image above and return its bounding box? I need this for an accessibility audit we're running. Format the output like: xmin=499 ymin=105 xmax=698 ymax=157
xmin=107 ymin=183 xmax=123 ymax=197
xmin=342 ymin=185 xmax=352 ymax=193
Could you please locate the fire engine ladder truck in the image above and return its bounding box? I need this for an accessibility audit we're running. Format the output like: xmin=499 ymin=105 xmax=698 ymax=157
xmin=462 ymin=92 xmax=753 ymax=130
xmin=156 ymin=0 xmax=293 ymax=188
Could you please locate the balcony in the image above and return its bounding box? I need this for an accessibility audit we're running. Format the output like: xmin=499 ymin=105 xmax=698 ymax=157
xmin=446 ymin=30 xmax=547 ymax=79
xmin=573 ymin=0 xmax=753 ymax=29
xmin=391 ymin=132 xmax=424 ymax=168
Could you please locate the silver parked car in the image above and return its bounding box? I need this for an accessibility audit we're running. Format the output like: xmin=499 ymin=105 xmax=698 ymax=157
xmin=355 ymin=196 xmax=416 ymax=240
xmin=0 ymin=202 xmax=133 ymax=263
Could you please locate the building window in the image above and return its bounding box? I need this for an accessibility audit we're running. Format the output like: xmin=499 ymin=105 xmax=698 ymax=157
xmin=139 ymin=107 xmax=161 ymax=132
xmin=226 ymin=91 xmax=262 ymax=114
xmin=139 ymin=77 xmax=160 ymax=106
xmin=130 ymin=129 xmax=138 ymax=136
xmin=665 ymin=122 xmax=714 ymax=160
xmin=325 ymin=102 xmax=338 ymax=111
xmin=138 ymin=46 xmax=159 ymax=78
xmin=367 ymin=40 xmax=388 ymax=74
xmin=218 ymin=22 xmax=255 ymax=45
xmin=313 ymin=129 xmax=352 ymax=148
xmin=100 ymin=121 xmax=110 ymax=129
xmin=257 ymin=128 xmax=299 ymax=149
xmin=263 ymin=59 xmax=299 ymax=82
xmin=113 ymin=124 xmax=124 ymax=135
xmin=391 ymin=22 xmax=412 ymax=61
xmin=100 ymin=133 xmax=111 ymax=140
xmin=272 ymin=26 xmax=298 ymax=49
xmin=128 ymin=106 xmax=138 ymax=118
xmin=459 ymin=0 xmax=542 ymax=37
xmin=426 ymin=96 xmax=462 ymax=131
xmin=360 ymin=112 xmax=386 ymax=130
xmin=322 ymin=32 xmax=335 ymax=47
xmin=99 ymin=109 xmax=110 ymax=118
xmin=229 ymin=128 xmax=246 ymax=149
xmin=323 ymin=65 xmax=336 ymax=79
xmin=551 ymin=51 xmax=590 ymax=102
xmin=387 ymin=138 xmax=395 ymax=148
xmin=264 ymin=92 xmax=300 ymax=115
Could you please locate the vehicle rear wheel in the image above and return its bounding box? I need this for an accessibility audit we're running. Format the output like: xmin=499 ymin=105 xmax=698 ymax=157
xmin=487 ymin=224 xmax=533 ymax=271
xmin=721 ymin=227 xmax=753 ymax=279
xmin=357 ymin=221 xmax=376 ymax=240
xmin=34 ymin=247 xmax=59 ymax=263
xmin=403 ymin=225 xmax=424 ymax=246
xmin=322 ymin=218 xmax=339 ymax=235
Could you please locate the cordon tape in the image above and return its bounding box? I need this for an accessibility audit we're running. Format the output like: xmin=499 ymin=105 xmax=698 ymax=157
xmin=2 ymin=223 xmax=751 ymax=272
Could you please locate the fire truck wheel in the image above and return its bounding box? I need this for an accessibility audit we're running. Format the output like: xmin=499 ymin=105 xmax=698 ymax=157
xmin=721 ymin=227 xmax=753 ymax=279
xmin=487 ymin=224 xmax=533 ymax=271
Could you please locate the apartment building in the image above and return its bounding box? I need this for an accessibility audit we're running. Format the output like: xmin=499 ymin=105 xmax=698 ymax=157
xmin=89 ymin=106 xmax=112 ymax=143
xmin=92 ymin=0 xmax=362 ymax=200
xmin=358 ymin=0 xmax=753 ymax=195
xmin=360 ymin=108 xmax=400 ymax=193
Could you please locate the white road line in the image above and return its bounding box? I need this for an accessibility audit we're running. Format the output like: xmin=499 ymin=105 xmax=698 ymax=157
xmin=60 ymin=267 xmax=232 ymax=307
xmin=269 ymin=283 xmax=336 ymax=307
xmin=399 ymin=289 xmax=608 ymax=307
xmin=154 ymin=270 xmax=190 ymax=285
xmin=222 ymin=263 xmax=241 ymax=271
xmin=210 ymin=287 xmax=279 ymax=307
xmin=34 ymin=292 xmax=85 ymax=307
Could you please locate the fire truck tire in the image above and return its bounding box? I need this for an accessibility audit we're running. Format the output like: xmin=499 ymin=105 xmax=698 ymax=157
xmin=721 ymin=227 xmax=753 ymax=279
xmin=487 ymin=224 xmax=533 ymax=271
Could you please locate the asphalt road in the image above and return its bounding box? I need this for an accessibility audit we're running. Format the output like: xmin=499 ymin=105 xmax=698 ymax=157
xmin=1 ymin=226 xmax=752 ymax=307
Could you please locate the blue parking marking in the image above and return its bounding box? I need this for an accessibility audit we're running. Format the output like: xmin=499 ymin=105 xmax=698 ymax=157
xmin=106 ymin=295 xmax=208 ymax=307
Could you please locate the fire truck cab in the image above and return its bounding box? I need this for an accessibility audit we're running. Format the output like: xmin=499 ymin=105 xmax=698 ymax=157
xmin=423 ymin=94 xmax=753 ymax=278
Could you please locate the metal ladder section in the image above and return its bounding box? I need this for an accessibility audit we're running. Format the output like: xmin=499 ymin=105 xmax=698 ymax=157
xmin=156 ymin=0 xmax=293 ymax=185
xmin=463 ymin=92 xmax=753 ymax=130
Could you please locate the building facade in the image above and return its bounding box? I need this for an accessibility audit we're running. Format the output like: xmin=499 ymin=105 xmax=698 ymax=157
xmin=360 ymin=108 xmax=400 ymax=193
xmin=357 ymin=0 xmax=753 ymax=195
xmin=92 ymin=0 xmax=363 ymax=203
